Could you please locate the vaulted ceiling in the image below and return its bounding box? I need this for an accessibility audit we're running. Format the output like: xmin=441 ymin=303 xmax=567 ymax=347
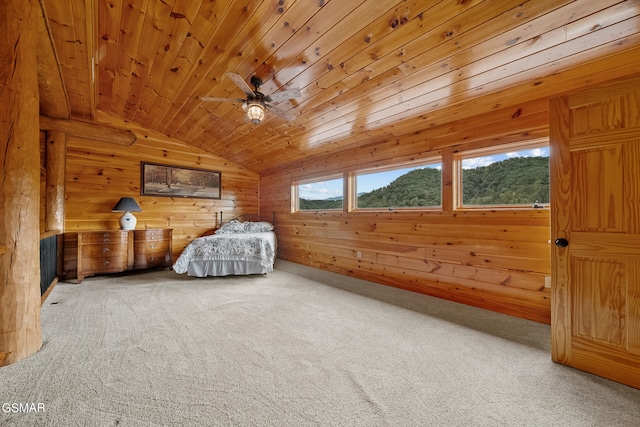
xmin=41 ymin=0 xmax=640 ymax=173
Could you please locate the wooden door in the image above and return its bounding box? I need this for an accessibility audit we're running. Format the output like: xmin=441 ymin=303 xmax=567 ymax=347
xmin=550 ymin=74 xmax=640 ymax=388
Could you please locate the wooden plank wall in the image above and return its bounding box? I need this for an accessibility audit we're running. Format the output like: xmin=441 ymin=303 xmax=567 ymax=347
xmin=261 ymin=97 xmax=552 ymax=323
xmin=40 ymin=131 xmax=47 ymax=232
xmin=63 ymin=116 xmax=260 ymax=260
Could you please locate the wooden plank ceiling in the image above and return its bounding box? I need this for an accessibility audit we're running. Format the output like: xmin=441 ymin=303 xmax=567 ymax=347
xmin=42 ymin=0 xmax=640 ymax=173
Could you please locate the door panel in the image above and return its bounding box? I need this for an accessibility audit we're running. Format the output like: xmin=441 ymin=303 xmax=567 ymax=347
xmin=571 ymin=145 xmax=623 ymax=232
xmin=572 ymin=256 xmax=624 ymax=346
xmin=551 ymin=74 xmax=640 ymax=388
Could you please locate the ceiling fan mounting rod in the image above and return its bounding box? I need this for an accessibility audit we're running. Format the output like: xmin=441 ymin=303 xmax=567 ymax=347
xmin=250 ymin=75 xmax=263 ymax=91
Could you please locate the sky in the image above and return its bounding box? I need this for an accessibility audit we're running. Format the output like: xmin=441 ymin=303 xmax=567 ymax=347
xmin=461 ymin=147 xmax=549 ymax=169
xmin=298 ymin=147 xmax=549 ymax=200
xmin=298 ymin=178 xmax=344 ymax=200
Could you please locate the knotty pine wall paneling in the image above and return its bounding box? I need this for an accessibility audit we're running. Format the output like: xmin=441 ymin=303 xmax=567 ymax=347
xmin=40 ymin=131 xmax=47 ymax=233
xmin=64 ymin=126 xmax=259 ymax=261
xmin=261 ymin=98 xmax=552 ymax=323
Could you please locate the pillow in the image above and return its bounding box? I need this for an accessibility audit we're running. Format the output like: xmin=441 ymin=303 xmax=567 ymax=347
xmin=215 ymin=220 xmax=274 ymax=234
xmin=244 ymin=221 xmax=274 ymax=233
xmin=214 ymin=220 xmax=245 ymax=234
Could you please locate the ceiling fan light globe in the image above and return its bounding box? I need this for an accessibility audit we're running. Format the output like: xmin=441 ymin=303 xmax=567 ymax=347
xmin=247 ymin=103 xmax=265 ymax=124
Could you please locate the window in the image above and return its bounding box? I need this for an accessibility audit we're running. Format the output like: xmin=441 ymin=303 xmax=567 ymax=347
xmin=457 ymin=143 xmax=549 ymax=208
xmin=294 ymin=176 xmax=344 ymax=211
xmin=353 ymin=161 xmax=442 ymax=210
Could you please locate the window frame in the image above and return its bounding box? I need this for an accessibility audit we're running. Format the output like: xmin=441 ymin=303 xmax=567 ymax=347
xmin=349 ymin=157 xmax=443 ymax=212
xmin=453 ymin=139 xmax=550 ymax=211
xmin=292 ymin=174 xmax=345 ymax=213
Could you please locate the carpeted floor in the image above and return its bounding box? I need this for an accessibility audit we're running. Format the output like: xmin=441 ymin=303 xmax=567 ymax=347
xmin=1 ymin=260 xmax=639 ymax=426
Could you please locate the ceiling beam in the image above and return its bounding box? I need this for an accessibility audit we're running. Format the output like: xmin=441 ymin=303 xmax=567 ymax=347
xmin=40 ymin=115 xmax=137 ymax=145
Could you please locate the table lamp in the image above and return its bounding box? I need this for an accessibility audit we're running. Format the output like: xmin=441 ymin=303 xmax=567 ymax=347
xmin=112 ymin=197 xmax=142 ymax=230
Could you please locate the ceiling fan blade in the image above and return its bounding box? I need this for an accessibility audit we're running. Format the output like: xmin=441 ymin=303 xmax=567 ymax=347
xmin=267 ymin=105 xmax=296 ymax=121
xmin=266 ymin=88 xmax=301 ymax=103
xmin=200 ymin=97 xmax=245 ymax=103
xmin=226 ymin=72 xmax=255 ymax=97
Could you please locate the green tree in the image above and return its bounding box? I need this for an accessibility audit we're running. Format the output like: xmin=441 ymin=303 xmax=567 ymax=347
xmin=357 ymin=168 xmax=442 ymax=208
xmin=462 ymin=156 xmax=549 ymax=205
xmin=299 ymin=198 xmax=343 ymax=210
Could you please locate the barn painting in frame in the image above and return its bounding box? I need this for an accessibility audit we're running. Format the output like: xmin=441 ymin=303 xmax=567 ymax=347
xmin=141 ymin=162 xmax=221 ymax=199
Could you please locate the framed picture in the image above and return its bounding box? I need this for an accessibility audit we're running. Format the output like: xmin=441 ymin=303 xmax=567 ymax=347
xmin=141 ymin=162 xmax=221 ymax=199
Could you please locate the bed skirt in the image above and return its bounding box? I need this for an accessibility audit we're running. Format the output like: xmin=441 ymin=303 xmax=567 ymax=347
xmin=183 ymin=259 xmax=273 ymax=277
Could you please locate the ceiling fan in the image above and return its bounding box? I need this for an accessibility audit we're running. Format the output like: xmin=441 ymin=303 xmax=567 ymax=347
xmin=201 ymin=73 xmax=301 ymax=124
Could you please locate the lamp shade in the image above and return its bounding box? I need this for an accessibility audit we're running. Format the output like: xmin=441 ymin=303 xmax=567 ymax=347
xmin=112 ymin=197 xmax=141 ymax=230
xmin=112 ymin=197 xmax=141 ymax=212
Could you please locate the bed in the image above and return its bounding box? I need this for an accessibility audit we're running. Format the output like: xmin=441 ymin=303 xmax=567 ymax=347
xmin=173 ymin=217 xmax=277 ymax=277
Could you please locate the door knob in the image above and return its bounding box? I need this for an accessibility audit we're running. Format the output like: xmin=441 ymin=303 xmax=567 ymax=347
xmin=555 ymin=238 xmax=569 ymax=248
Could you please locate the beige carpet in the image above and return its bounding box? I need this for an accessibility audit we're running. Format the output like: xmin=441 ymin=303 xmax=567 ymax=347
xmin=1 ymin=260 xmax=639 ymax=426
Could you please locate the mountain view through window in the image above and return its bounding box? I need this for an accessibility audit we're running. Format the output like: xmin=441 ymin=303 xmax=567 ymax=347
xmin=297 ymin=147 xmax=549 ymax=210
xmin=460 ymin=147 xmax=549 ymax=206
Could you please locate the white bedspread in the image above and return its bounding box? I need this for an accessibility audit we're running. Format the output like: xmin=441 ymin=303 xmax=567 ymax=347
xmin=173 ymin=231 xmax=276 ymax=277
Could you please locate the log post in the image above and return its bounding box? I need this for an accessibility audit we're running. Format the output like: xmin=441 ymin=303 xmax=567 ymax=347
xmin=45 ymin=131 xmax=67 ymax=232
xmin=0 ymin=0 xmax=43 ymax=366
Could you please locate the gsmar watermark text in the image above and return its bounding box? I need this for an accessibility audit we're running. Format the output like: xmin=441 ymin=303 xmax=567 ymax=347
xmin=2 ymin=403 xmax=45 ymax=413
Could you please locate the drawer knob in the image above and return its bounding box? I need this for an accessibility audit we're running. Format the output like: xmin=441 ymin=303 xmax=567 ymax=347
xmin=102 ymin=247 xmax=110 ymax=253
xmin=102 ymin=261 xmax=110 ymax=266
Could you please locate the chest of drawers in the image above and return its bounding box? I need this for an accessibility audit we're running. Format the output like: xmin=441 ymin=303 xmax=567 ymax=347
xmin=62 ymin=231 xmax=132 ymax=283
xmin=63 ymin=228 xmax=172 ymax=283
xmin=132 ymin=229 xmax=172 ymax=270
